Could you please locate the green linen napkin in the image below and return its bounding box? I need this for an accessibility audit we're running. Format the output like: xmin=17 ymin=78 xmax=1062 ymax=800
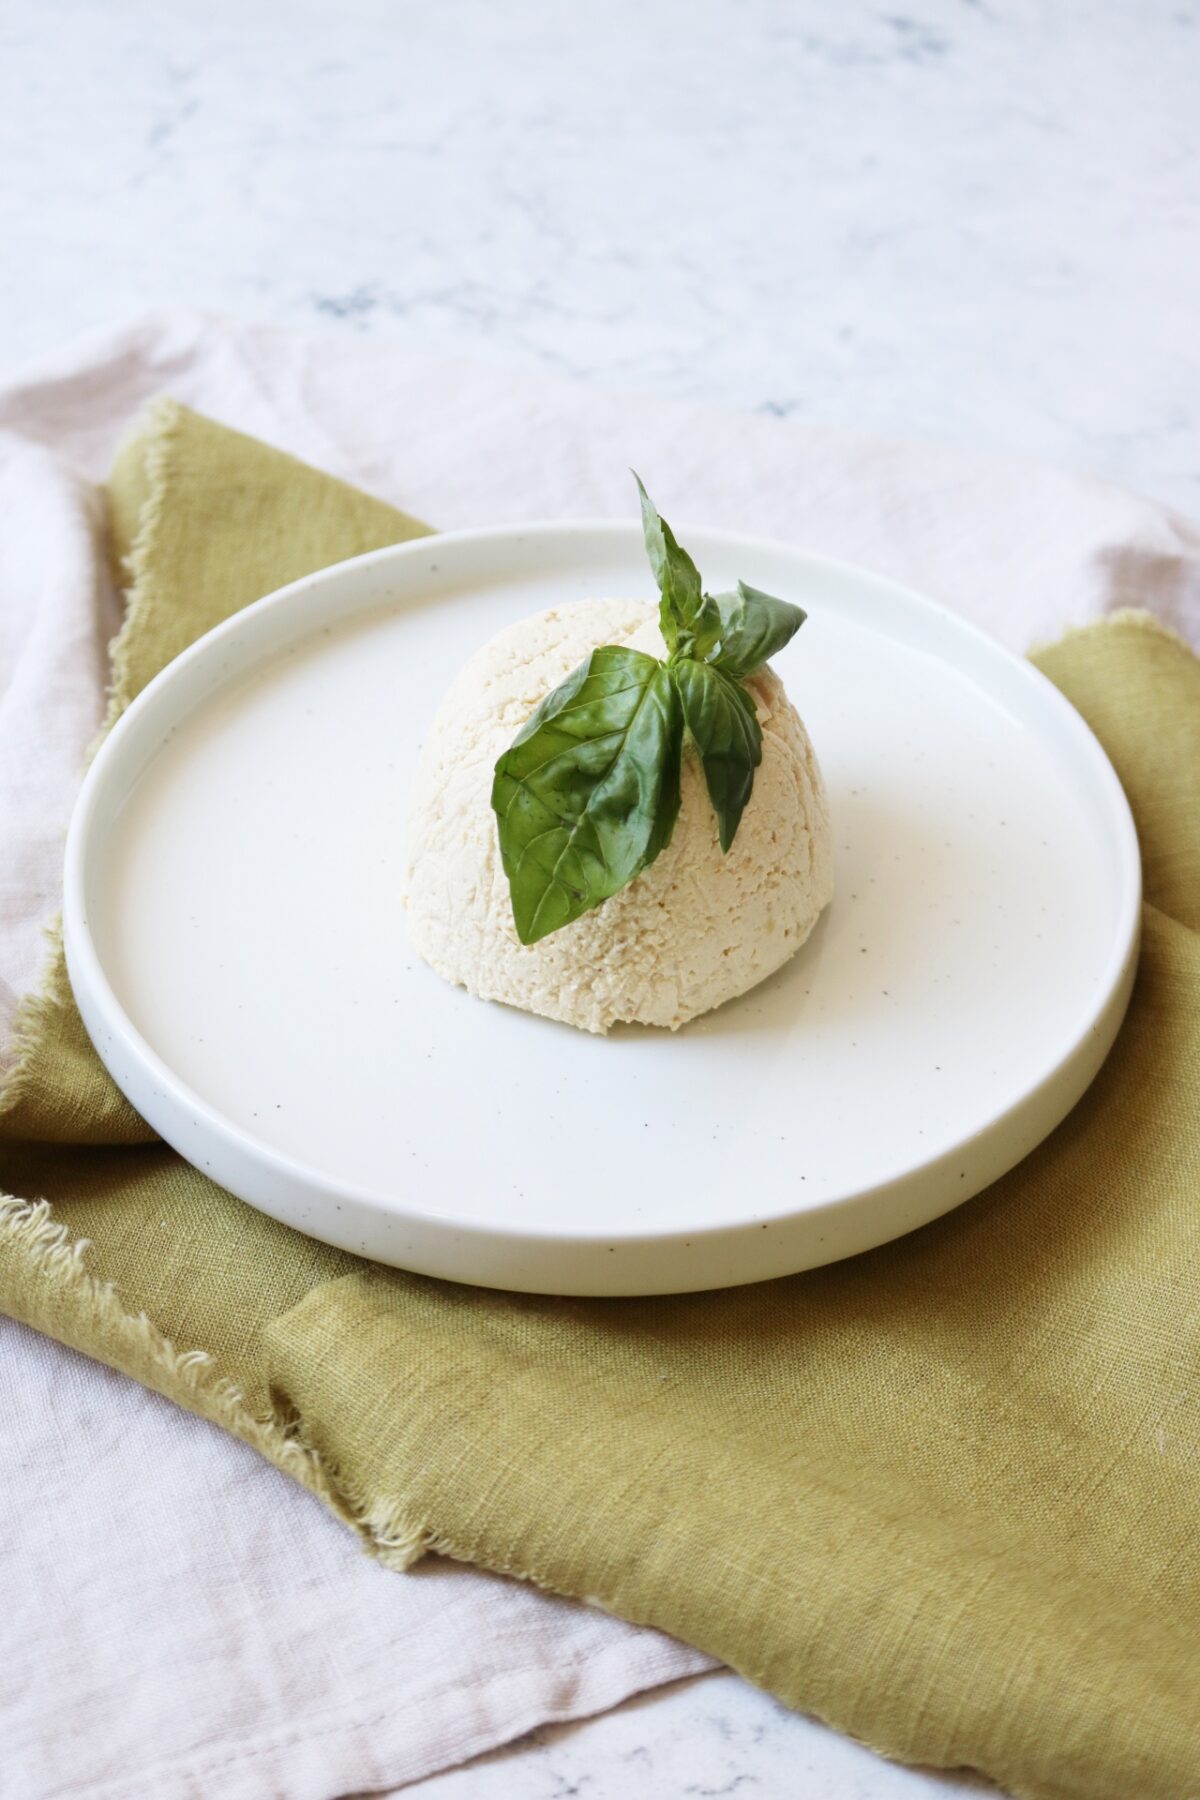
xmin=3 ymin=401 xmax=1198 ymax=1800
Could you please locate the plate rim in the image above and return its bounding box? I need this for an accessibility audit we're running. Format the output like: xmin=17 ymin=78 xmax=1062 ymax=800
xmin=63 ymin=521 xmax=1143 ymax=1289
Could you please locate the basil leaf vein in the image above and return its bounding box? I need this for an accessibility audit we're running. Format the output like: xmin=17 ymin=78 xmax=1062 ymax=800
xmin=491 ymin=645 xmax=682 ymax=944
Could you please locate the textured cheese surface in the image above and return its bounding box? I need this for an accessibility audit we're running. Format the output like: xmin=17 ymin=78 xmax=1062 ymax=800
xmin=403 ymin=599 xmax=834 ymax=1033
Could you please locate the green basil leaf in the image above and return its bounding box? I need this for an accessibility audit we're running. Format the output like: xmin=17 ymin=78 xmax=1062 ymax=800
xmin=672 ymin=657 xmax=763 ymax=853
xmin=676 ymin=589 xmax=724 ymax=664
xmin=633 ymin=471 xmax=704 ymax=653
xmin=705 ymin=580 xmax=806 ymax=678
xmin=491 ymin=645 xmax=683 ymax=944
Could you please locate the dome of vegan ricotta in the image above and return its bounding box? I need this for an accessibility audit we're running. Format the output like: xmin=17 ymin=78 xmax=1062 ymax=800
xmin=403 ymin=598 xmax=834 ymax=1034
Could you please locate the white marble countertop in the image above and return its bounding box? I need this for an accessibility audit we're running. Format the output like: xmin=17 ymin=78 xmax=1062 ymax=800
xmin=4 ymin=0 xmax=1198 ymax=517
xmin=3 ymin=3 xmax=1197 ymax=1796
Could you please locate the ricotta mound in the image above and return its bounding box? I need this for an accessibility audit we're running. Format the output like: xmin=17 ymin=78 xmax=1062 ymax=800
xmin=403 ymin=598 xmax=834 ymax=1034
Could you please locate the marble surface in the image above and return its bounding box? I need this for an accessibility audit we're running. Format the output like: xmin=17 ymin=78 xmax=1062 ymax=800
xmin=3 ymin=0 xmax=1199 ymax=517
xmin=403 ymin=1674 xmax=996 ymax=1800
xmin=3 ymin=4 xmax=1197 ymax=1796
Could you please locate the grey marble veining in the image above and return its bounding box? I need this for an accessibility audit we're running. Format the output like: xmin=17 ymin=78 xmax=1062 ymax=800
xmin=2 ymin=0 xmax=1198 ymax=513
xmin=2 ymin=4 xmax=1195 ymax=1795
xmin=403 ymin=1672 xmax=998 ymax=1799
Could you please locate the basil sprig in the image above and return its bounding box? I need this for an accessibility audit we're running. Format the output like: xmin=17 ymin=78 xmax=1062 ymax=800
xmin=492 ymin=476 xmax=807 ymax=944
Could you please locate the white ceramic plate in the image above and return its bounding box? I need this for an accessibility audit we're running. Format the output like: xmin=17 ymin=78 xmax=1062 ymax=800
xmin=64 ymin=525 xmax=1140 ymax=1296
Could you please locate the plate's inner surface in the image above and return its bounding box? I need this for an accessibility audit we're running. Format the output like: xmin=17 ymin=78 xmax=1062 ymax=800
xmin=94 ymin=538 xmax=1123 ymax=1238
